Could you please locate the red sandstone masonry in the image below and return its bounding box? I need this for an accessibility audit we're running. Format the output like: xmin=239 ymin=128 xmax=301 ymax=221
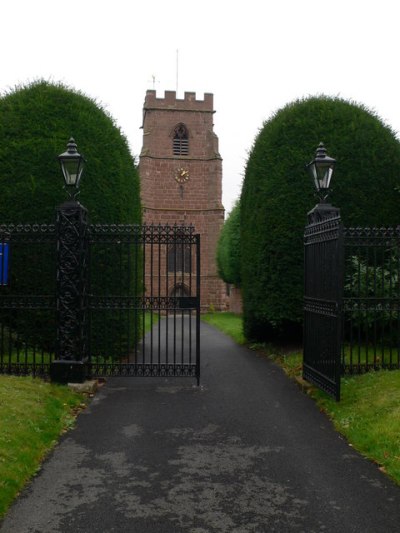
xmin=139 ymin=90 xmax=226 ymax=310
xmin=144 ymin=90 xmax=214 ymax=112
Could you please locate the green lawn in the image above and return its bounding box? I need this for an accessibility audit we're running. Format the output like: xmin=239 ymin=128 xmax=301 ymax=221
xmin=202 ymin=312 xmax=246 ymax=344
xmin=201 ymin=312 xmax=400 ymax=486
xmin=0 ymin=376 xmax=86 ymax=518
xmin=314 ymin=371 xmax=400 ymax=483
xmin=1 ymin=349 xmax=52 ymax=365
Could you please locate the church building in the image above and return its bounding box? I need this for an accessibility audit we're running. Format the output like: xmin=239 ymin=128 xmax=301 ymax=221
xmin=139 ymin=90 xmax=226 ymax=311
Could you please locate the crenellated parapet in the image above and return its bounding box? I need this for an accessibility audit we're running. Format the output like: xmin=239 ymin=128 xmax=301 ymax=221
xmin=144 ymin=90 xmax=214 ymax=112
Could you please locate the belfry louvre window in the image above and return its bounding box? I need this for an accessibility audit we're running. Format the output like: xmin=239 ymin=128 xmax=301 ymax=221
xmin=173 ymin=123 xmax=189 ymax=155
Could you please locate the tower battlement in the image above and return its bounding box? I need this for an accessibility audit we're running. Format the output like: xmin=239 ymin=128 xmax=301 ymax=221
xmin=144 ymin=90 xmax=214 ymax=112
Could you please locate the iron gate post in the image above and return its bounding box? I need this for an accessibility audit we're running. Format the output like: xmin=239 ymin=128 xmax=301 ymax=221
xmin=50 ymin=200 xmax=89 ymax=383
xmin=195 ymin=233 xmax=201 ymax=386
xmin=307 ymin=201 xmax=340 ymax=224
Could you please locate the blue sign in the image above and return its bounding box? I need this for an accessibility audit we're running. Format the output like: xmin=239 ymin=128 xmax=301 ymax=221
xmin=0 ymin=242 xmax=9 ymax=285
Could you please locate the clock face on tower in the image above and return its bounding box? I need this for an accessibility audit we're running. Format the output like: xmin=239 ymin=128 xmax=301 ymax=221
xmin=175 ymin=167 xmax=190 ymax=184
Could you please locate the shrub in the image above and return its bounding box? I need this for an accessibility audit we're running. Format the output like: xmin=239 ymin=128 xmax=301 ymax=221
xmin=0 ymin=80 xmax=142 ymax=355
xmin=0 ymin=80 xmax=140 ymax=223
xmin=216 ymin=200 xmax=241 ymax=286
xmin=241 ymin=95 xmax=400 ymax=342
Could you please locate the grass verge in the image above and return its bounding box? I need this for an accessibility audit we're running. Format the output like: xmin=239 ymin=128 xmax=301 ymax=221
xmin=202 ymin=312 xmax=400 ymax=486
xmin=312 ymin=371 xmax=400 ymax=484
xmin=0 ymin=376 xmax=86 ymax=518
xmin=202 ymin=312 xmax=246 ymax=345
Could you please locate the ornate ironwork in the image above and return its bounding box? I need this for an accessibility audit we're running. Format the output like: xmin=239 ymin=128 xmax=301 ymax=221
xmin=304 ymin=210 xmax=344 ymax=400
xmin=88 ymin=363 xmax=197 ymax=378
xmin=342 ymin=224 xmax=400 ymax=374
xmin=0 ymin=217 xmax=201 ymax=385
xmin=0 ymin=296 xmax=55 ymax=309
xmin=0 ymin=223 xmax=55 ymax=243
xmin=87 ymin=224 xmax=201 ymax=384
xmin=0 ymin=222 xmax=56 ymax=378
xmin=304 ymin=210 xmax=400 ymax=399
xmin=307 ymin=202 xmax=340 ymax=224
xmin=0 ymin=362 xmax=50 ymax=378
xmin=303 ymin=297 xmax=339 ymax=317
xmin=89 ymin=296 xmax=198 ymax=311
xmin=88 ymin=223 xmax=197 ymax=244
xmin=52 ymin=200 xmax=89 ymax=382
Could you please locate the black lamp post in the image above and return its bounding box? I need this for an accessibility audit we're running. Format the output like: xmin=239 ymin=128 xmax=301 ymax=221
xmin=306 ymin=142 xmax=340 ymax=223
xmin=51 ymin=138 xmax=89 ymax=384
xmin=58 ymin=138 xmax=85 ymax=198
xmin=306 ymin=142 xmax=336 ymax=202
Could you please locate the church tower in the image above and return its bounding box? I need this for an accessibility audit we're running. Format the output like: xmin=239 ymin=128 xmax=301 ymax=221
xmin=139 ymin=90 xmax=226 ymax=311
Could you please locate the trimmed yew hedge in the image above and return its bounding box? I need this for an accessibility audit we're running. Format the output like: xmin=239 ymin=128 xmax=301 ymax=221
xmin=241 ymin=96 xmax=400 ymax=342
xmin=0 ymin=81 xmax=141 ymax=355
xmin=216 ymin=200 xmax=241 ymax=286
xmin=0 ymin=80 xmax=140 ymax=223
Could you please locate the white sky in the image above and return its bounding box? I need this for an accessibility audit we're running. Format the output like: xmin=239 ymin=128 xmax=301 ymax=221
xmin=1 ymin=0 xmax=399 ymax=214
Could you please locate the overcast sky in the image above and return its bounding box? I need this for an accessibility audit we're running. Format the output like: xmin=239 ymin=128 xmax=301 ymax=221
xmin=2 ymin=0 xmax=399 ymax=214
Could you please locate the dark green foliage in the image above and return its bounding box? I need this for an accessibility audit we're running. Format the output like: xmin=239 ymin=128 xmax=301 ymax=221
xmin=0 ymin=81 xmax=142 ymax=354
xmin=217 ymin=200 xmax=241 ymax=286
xmin=0 ymin=80 xmax=141 ymax=223
xmin=241 ymin=96 xmax=400 ymax=342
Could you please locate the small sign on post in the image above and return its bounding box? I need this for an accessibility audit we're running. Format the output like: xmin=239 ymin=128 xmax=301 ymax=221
xmin=0 ymin=241 xmax=9 ymax=285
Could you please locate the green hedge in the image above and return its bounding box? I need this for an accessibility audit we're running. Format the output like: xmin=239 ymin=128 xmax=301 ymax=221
xmin=0 ymin=80 xmax=142 ymax=355
xmin=241 ymin=96 xmax=400 ymax=342
xmin=216 ymin=200 xmax=241 ymax=286
xmin=0 ymin=80 xmax=140 ymax=223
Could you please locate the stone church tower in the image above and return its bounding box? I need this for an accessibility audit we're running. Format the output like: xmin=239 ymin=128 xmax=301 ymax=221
xmin=139 ymin=90 xmax=226 ymax=311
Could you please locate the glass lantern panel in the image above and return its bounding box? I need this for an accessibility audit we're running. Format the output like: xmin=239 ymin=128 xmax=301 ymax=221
xmin=317 ymin=166 xmax=333 ymax=190
xmin=62 ymin=159 xmax=82 ymax=186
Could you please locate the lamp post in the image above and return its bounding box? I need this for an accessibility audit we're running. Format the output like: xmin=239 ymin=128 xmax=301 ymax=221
xmin=50 ymin=139 xmax=89 ymax=384
xmin=306 ymin=142 xmax=340 ymax=223
xmin=58 ymin=137 xmax=85 ymax=197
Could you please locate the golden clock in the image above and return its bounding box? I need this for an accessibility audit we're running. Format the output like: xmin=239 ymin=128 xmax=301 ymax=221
xmin=175 ymin=167 xmax=190 ymax=184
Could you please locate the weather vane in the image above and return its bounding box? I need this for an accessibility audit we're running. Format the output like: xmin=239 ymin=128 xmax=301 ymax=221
xmin=148 ymin=75 xmax=159 ymax=90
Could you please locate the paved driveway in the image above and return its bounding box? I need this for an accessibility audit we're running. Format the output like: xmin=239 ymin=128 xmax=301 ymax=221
xmin=1 ymin=321 xmax=400 ymax=532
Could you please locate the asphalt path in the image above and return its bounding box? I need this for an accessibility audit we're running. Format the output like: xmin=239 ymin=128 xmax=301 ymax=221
xmin=1 ymin=320 xmax=400 ymax=532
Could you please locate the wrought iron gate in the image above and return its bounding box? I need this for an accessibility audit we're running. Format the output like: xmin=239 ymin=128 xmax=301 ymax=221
xmin=0 ymin=224 xmax=57 ymax=378
xmin=87 ymin=224 xmax=200 ymax=382
xmin=0 ymin=222 xmax=200 ymax=384
xmin=342 ymin=227 xmax=400 ymax=374
xmin=303 ymin=215 xmax=344 ymax=401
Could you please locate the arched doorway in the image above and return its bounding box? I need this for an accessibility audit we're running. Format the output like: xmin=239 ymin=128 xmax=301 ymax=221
xmin=170 ymin=282 xmax=190 ymax=298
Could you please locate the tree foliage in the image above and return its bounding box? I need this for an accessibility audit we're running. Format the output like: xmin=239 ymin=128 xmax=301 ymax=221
xmin=0 ymin=81 xmax=142 ymax=354
xmin=0 ymin=80 xmax=141 ymax=223
xmin=217 ymin=200 xmax=241 ymax=286
xmin=241 ymin=95 xmax=400 ymax=342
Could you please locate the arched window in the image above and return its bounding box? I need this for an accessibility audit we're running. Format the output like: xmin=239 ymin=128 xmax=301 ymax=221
xmin=168 ymin=244 xmax=191 ymax=273
xmin=173 ymin=123 xmax=189 ymax=156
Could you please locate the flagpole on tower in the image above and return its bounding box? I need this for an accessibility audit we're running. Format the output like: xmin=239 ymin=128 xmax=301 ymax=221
xmin=176 ymin=49 xmax=179 ymax=93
